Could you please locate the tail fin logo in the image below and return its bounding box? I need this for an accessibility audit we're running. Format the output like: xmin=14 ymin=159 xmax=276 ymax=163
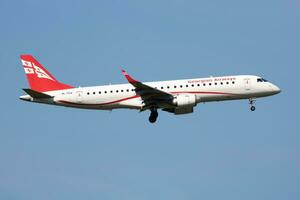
xmin=21 ymin=59 xmax=54 ymax=81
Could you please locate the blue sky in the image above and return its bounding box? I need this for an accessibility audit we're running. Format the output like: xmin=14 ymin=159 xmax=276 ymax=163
xmin=0 ymin=0 xmax=299 ymax=199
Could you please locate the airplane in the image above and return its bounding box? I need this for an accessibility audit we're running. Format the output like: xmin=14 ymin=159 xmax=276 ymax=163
xmin=19 ymin=54 xmax=281 ymax=123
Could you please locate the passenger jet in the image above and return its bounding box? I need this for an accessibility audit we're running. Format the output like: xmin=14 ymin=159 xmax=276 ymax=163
xmin=19 ymin=55 xmax=281 ymax=123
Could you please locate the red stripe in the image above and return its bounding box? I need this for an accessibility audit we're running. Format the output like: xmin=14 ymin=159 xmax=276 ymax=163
xmin=58 ymin=95 xmax=139 ymax=106
xmin=171 ymin=91 xmax=236 ymax=95
xmin=58 ymin=91 xmax=237 ymax=106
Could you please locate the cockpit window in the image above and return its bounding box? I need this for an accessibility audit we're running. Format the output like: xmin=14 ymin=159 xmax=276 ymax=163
xmin=257 ymin=78 xmax=268 ymax=82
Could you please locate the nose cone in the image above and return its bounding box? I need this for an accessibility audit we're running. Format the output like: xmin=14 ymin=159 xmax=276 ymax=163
xmin=272 ymin=84 xmax=281 ymax=94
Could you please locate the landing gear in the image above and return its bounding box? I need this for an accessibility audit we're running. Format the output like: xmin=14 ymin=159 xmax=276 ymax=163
xmin=149 ymin=108 xmax=158 ymax=123
xmin=249 ymin=98 xmax=256 ymax=111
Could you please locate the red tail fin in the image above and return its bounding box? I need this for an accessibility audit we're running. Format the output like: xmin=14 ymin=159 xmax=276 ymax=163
xmin=20 ymin=55 xmax=74 ymax=92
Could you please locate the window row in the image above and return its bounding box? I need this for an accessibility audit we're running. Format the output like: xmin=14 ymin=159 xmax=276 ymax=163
xmin=85 ymin=81 xmax=236 ymax=95
xmin=156 ymin=81 xmax=235 ymax=90
xmin=87 ymin=88 xmax=135 ymax=95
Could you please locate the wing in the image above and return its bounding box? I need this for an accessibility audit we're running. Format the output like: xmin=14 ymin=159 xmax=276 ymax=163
xmin=121 ymin=70 xmax=174 ymax=110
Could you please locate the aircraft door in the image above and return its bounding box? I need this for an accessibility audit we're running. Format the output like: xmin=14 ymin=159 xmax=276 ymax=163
xmin=244 ymin=78 xmax=251 ymax=91
xmin=76 ymin=90 xmax=83 ymax=103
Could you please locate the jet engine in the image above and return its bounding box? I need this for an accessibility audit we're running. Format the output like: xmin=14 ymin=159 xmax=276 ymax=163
xmin=173 ymin=94 xmax=196 ymax=107
xmin=163 ymin=94 xmax=197 ymax=115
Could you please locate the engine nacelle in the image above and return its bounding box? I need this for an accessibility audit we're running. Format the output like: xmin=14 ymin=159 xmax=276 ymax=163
xmin=173 ymin=94 xmax=197 ymax=107
xmin=170 ymin=94 xmax=197 ymax=115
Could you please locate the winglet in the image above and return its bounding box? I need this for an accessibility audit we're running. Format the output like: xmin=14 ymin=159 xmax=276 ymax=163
xmin=121 ymin=69 xmax=139 ymax=84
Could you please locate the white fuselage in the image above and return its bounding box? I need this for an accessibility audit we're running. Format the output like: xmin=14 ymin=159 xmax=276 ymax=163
xmin=20 ymin=75 xmax=280 ymax=111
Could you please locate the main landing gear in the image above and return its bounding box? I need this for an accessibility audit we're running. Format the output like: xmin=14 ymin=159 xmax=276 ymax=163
xmin=149 ymin=108 xmax=158 ymax=123
xmin=249 ymin=98 xmax=256 ymax=111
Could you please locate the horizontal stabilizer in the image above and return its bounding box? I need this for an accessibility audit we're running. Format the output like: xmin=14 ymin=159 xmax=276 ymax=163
xmin=23 ymin=88 xmax=53 ymax=98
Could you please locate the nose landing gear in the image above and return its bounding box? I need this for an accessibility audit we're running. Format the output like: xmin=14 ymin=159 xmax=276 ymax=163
xmin=149 ymin=108 xmax=158 ymax=123
xmin=249 ymin=98 xmax=256 ymax=111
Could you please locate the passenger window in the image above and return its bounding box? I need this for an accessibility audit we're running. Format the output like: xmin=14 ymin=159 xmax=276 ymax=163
xmin=209 ymin=83 xmax=212 ymax=86
xmin=221 ymin=82 xmax=223 ymax=85
xmin=126 ymin=89 xmax=129 ymax=92
xmin=197 ymin=84 xmax=200 ymax=87
xmin=192 ymin=84 xmax=194 ymax=87
xmin=180 ymin=85 xmax=183 ymax=88
xmin=203 ymin=83 xmax=206 ymax=86
xmin=105 ymin=91 xmax=107 ymax=94
xmin=87 ymin=92 xmax=90 ymax=95
xmin=232 ymin=81 xmax=235 ymax=84
xmin=186 ymin=85 xmax=188 ymax=88
xmin=215 ymin=82 xmax=217 ymax=85
xmin=174 ymin=86 xmax=177 ymax=88
xmin=99 ymin=91 xmax=101 ymax=94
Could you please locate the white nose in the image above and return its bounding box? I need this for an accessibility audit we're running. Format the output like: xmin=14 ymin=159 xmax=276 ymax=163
xmin=272 ymin=84 xmax=281 ymax=94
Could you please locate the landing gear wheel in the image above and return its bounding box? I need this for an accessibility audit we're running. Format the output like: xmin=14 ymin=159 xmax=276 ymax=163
xmin=149 ymin=108 xmax=158 ymax=123
xmin=149 ymin=115 xmax=157 ymax=123
xmin=249 ymin=98 xmax=256 ymax=112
